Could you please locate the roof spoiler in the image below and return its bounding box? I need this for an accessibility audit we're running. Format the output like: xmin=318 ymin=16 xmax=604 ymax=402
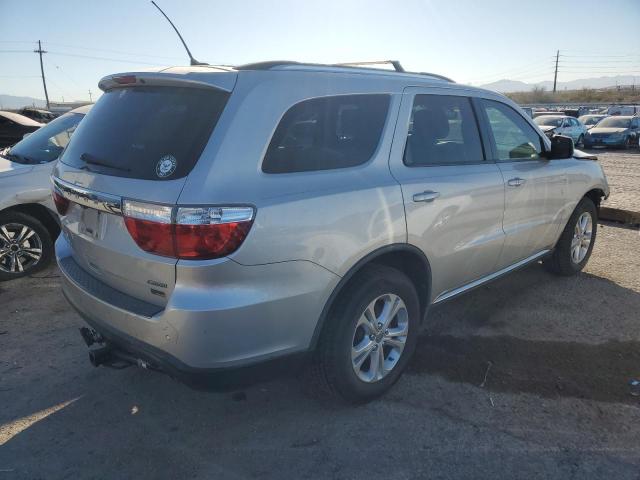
xmin=98 ymin=71 xmax=236 ymax=93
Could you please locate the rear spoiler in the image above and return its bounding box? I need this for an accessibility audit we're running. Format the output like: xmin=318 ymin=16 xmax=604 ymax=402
xmin=98 ymin=70 xmax=237 ymax=93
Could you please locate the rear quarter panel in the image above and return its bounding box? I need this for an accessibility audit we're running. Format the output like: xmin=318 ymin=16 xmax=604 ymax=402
xmin=178 ymin=71 xmax=408 ymax=277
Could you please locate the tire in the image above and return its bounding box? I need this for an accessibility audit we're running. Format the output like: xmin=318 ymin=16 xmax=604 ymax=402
xmin=576 ymin=134 xmax=584 ymax=147
xmin=544 ymin=197 xmax=597 ymax=276
xmin=311 ymin=264 xmax=420 ymax=403
xmin=0 ymin=211 xmax=53 ymax=281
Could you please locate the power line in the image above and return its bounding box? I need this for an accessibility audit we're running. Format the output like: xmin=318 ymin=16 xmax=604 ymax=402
xmin=45 ymin=41 xmax=183 ymax=61
xmin=47 ymin=51 xmax=167 ymax=66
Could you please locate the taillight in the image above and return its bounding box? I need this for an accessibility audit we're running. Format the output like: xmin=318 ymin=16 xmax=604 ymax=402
xmin=122 ymin=200 xmax=254 ymax=260
xmin=52 ymin=189 xmax=70 ymax=215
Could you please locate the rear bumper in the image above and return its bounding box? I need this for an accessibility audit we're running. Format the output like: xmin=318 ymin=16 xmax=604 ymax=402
xmin=56 ymin=234 xmax=338 ymax=380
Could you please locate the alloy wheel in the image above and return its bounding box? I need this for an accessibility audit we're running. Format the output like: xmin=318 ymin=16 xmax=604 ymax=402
xmin=0 ymin=223 xmax=43 ymax=274
xmin=351 ymin=293 xmax=409 ymax=383
xmin=571 ymin=212 xmax=592 ymax=264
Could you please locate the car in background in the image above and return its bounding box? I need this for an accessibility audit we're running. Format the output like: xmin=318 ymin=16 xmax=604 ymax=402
xmin=0 ymin=105 xmax=91 ymax=280
xmin=584 ymin=116 xmax=640 ymax=149
xmin=607 ymin=105 xmax=640 ymax=116
xmin=533 ymin=115 xmax=588 ymax=146
xmin=0 ymin=111 xmax=43 ymax=148
xmin=578 ymin=114 xmax=608 ymax=130
xmin=520 ymin=107 xmax=533 ymax=118
xmin=19 ymin=108 xmax=57 ymax=123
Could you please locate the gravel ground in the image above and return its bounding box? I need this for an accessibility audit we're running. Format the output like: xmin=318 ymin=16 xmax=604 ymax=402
xmin=1 ymin=223 xmax=639 ymax=480
xmin=587 ymin=148 xmax=640 ymax=214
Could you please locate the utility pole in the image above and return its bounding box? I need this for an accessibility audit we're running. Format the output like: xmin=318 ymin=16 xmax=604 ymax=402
xmin=34 ymin=40 xmax=50 ymax=110
xmin=88 ymin=90 xmax=93 ymax=102
xmin=552 ymin=49 xmax=559 ymax=94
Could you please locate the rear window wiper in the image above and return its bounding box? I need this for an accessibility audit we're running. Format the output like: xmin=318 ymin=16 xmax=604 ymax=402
xmin=80 ymin=152 xmax=131 ymax=172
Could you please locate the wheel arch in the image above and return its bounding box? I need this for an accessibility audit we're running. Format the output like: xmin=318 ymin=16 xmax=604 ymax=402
xmin=0 ymin=203 xmax=60 ymax=241
xmin=309 ymin=244 xmax=432 ymax=349
xmin=583 ymin=188 xmax=606 ymax=211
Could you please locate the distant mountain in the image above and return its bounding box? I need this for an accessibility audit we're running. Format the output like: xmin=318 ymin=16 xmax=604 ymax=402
xmin=480 ymin=75 xmax=638 ymax=93
xmin=0 ymin=94 xmax=46 ymax=110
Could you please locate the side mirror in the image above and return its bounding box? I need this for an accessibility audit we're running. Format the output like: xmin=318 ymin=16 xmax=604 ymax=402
xmin=546 ymin=134 xmax=574 ymax=160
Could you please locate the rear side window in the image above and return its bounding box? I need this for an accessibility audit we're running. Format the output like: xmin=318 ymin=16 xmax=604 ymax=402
xmin=61 ymin=86 xmax=229 ymax=180
xmin=482 ymin=100 xmax=543 ymax=161
xmin=262 ymin=94 xmax=390 ymax=174
xmin=404 ymin=95 xmax=484 ymax=166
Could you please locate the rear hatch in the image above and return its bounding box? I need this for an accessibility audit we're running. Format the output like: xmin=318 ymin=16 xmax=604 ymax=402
xmin=53 ymin=69 xmax=235 ymax=306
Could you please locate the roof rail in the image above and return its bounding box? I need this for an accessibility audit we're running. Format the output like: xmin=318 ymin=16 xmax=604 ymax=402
xmin=235 ymin=60 xmax=454 ymax=83
xmin=334 ymin=60 xmax=405 ymax=72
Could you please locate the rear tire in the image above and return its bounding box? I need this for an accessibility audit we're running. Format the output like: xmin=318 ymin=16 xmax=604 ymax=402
xmin=544 ymin=197 xmax=597 ymax=276
xmin=311 ymin=264 xmax=420 ymax=404
xmin=0 ymin=211 xmax=53 ymax=282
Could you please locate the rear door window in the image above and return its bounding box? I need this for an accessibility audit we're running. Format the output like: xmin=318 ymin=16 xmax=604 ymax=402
xmin=403 ymin=94 xmax=484 ymax=166
xmin=61 ymin=86 xmax=229 ymax=180
xmin=262 ymin=94 xmax=390 ymax=173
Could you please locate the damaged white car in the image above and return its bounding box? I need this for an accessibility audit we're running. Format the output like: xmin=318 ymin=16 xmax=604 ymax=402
xmin=0 ymin=105 xmax=90 ymax=280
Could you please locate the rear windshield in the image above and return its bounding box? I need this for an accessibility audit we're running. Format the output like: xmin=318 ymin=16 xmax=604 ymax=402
xmin=61 ymin=86 xmax=229 ymax=180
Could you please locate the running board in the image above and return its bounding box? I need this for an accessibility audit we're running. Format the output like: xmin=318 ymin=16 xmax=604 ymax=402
xmin=432 ymin=250 xmax=550 ymax=304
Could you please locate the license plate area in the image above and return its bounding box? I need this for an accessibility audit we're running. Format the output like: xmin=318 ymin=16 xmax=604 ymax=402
xmin=79 ymin=207 xmax=105 ymax=240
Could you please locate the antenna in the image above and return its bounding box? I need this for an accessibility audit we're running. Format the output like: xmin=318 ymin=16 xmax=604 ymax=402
xmin=150 ymin=1 xmax=207 ymax=66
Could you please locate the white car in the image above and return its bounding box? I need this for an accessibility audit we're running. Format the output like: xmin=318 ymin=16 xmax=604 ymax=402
xmin=534 ymin=115 xmax=588 ymax=146
xmin=0 ymin=105 xmax=91 ymax=281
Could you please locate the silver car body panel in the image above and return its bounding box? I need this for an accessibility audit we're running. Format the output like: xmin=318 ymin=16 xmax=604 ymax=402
xmin=53 ymin=64 xmax=609 ymax=369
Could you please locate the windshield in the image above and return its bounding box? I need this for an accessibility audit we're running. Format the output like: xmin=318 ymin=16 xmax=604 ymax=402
xmin=534 ymin=116 xmax=564 ymax=127
xmin=579 ymin=116 xmax=604 ymax=126
xmin=596 ymin=117 xmax=631 ymax=128
xmin=61 ymin=86 xmax=229 ymax=180
xmin=3 ymin=112 xmax=84 ymax=164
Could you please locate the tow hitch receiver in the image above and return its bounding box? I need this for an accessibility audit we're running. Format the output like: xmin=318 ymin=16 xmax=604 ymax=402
xmin=78 ymin=327 xmax=155 ymax=370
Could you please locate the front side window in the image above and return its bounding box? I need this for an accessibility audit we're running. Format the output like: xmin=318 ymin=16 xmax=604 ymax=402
xmin=482 ymin=100 xmax=543 ymax=161
xmin=403 ymin=95 xmax=484 ymax=166
xmin=262 ymin=94 xmax=390 ymax=174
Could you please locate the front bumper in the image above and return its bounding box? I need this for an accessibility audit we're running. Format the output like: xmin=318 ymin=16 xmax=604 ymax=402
xmin=56 ymin=235 xmax=338 ymax=385
xmin=584 ymin=136 xmax=626 ymax=147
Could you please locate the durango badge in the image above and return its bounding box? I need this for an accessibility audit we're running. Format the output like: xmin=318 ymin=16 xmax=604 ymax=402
xmin=156 ymin=155 xmax=177 ymax=178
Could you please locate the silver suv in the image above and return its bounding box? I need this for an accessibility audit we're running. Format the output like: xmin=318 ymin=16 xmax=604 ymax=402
xmin=53 ymin=62 xmax=609 ymax=402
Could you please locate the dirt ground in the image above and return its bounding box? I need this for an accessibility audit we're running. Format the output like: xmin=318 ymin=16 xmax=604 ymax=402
xmin=1 ymin=222 xmax=640 ymax=480
xmin=589 ymin=148 xmax=640 ymax=215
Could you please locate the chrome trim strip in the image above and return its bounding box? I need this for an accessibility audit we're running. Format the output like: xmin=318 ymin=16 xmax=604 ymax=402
xmin=432 ymin=250 xmax=550 ymax=304
xmin=52 ymin=176 xmax=122 ymax=215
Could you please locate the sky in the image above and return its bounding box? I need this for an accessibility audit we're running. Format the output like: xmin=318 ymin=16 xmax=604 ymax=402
xmin=1 ymin=0 xmax=639 ymax=103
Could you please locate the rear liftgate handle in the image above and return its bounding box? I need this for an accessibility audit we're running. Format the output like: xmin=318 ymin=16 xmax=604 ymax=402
xmin=412 ymin=190 xmax=440 ymax=203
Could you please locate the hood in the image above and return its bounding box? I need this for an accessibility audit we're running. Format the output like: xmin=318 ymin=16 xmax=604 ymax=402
xmin=0 ymin=155 xmax=33 ymax=178
xmin=588 ymin=127 xmax=628 ymax=135
xmin=538 ymin=125 xmax=557 ymax=132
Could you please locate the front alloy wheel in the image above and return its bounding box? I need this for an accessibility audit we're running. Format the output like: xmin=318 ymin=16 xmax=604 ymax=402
xmin=571 ymin=212 xmax=592 ymax=264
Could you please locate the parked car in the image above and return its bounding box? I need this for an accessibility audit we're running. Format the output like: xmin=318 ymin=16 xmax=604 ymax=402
xmin=533 ymin=115 xmax=588 ymax=146
xmin=584 ymin=115 xmax=640 ymax=149
xmin=19 ymin=108 xmax=57 ymax=124
xmin=0 ymin=111 xmax=43 ymax=148
xmin=520 ymin=106 xmax=533 ymax=118
xmin=578 ymin=114 xmax=608 ymax=130
xmin=52 ymin=63 xmax=608 ymax=403
xmin=0 ymin=105 xmax=91 ymax=280
xmin=607 ymin=105 xmax=640 ymax=116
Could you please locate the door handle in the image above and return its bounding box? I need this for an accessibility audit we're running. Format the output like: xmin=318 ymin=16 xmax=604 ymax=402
xmin=413 ymin=190 xmax=440 ymax=203
xmin=507 ymin=177 xmax=526 ymax=187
